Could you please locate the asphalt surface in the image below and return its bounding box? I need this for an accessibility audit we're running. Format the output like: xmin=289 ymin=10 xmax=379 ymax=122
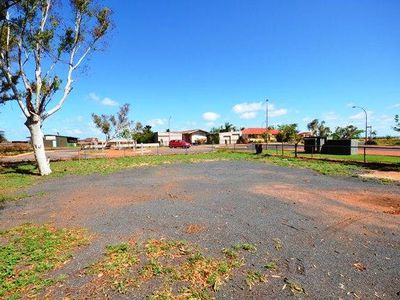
xmin=1 ymin=161 xmax=399 ymax=299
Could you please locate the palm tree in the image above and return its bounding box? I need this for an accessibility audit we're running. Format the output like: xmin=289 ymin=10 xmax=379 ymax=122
xmin=307 ymin=119 xmax=331 ymax=137
xmin=220 ymin=122 xmax=237 ymax=132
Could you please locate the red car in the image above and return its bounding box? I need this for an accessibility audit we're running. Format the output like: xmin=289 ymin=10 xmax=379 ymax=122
xmin=169 ymin=140 xmax=191 ymax=148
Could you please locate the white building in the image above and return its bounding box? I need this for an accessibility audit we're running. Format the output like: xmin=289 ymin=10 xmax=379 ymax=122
xmin=219 ymin=131 xmax=241 ymax=144
xmin=158 ymin=129 xmax=208 ymax=146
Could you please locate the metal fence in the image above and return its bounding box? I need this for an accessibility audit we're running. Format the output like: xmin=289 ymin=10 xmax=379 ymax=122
xmin=221 ymin=143 xmax=400 ymax=164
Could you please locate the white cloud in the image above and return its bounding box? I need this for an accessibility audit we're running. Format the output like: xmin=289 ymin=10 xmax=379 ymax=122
xmin=148 ymin=118 xmax=165 ymax=127
xmin=391 ymin=103 xmax=400 ymax=108
xmin=322 ymin=111 xmax=338 ymax=121
xmin=101 ymin=97 xmax=119 ymax=107
xmin=239 ymin=111 xmax=258 ymax=119
xmin=269 ymin=108 xmax=287 ymax=117
xmin=202 ymin=112 xmax=221 ymax=121
xmin=232 ymin=101 xmax=287 ymax=119
xmin=233 ymin=102 xmax=264 ymax=114
xmin=88 ymin=93 xmax=119 ymax=107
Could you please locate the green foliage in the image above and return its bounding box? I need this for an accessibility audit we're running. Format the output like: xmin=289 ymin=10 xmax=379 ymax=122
xmin=0 ymin=223 xmax=90 ymax=299
xmin=307 ymin=119 xmax=331 ymax=137
xmin=245 ymin=271 xmax=267 ymax=290
xmin=92 ymin=103 xmax=132 ymax=141
xmin=332 ymin=125 xmax=363 ymax=139
xmin=206 ymin=132 xmax=219 ymax=144
xmin=276 ymin=123 xmax=299 ymax=142
xmin=133 ymin=125 xmax=157 ymax=143
xmin=0 ymin=131 xmax=6 ymax=142
xmin=394 ymin=115 xmax=400 ymax=132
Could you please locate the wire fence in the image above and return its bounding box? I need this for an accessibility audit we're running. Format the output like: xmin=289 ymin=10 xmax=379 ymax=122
xmin=1 ymin=143 xmax=399 ymax=165
xmin=221 ymin=143 xmax=400 ymax=165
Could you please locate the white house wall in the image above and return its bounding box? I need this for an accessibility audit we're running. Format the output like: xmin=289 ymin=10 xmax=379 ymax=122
xmin=219 ymin=132 xmax=241 ymax=144
xmin=158 ymin=132 xmax=182 ymax=146
xmin=191 ymin=133 xmax=207 ymax=143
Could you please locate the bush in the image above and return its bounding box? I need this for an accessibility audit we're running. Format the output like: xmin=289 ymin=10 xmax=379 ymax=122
xmin=0 ymin=143 xmax=32 ymax=155
xmin=365 ymin=139 xmax=377 ymax=145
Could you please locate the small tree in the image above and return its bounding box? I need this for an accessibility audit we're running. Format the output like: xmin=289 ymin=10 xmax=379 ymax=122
xmin=276 ymin=123 xmax=298 ymax=142
xmin=92 ymin=104 xmax=132 ymax=145
xmin=0 ymin=131 xmax=6 ymax=143
xmin=394 ymin=115 xmax=400 ymax=132
xmin=0 ymin=0 xmax=111 ymax=175
xmin=133 ymin=125 xmax=157 ymax=143
xmin=332 ymin=125 xmax=363 ymax=139
xmin=307 ymin=119 xmax=331 ymax=136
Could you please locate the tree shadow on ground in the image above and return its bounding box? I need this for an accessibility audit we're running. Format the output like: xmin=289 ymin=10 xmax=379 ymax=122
xmin=0 ymin=161 xmax=39 ymax=176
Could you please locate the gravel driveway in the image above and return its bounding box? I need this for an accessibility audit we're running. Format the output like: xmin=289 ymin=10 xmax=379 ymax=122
xmin=1 ymin=160 xmax=399 ymax=299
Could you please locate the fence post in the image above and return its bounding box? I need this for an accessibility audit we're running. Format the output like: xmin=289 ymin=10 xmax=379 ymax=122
xmin=363 ymin=146 xmax=366 ymax=163
xmin=295 ymin=143 xmax=298 ymax=158
xmin=141 ymin=143 xmax=143 ymax=156
xmin=281 ymin=142 xmax=284 ymax=157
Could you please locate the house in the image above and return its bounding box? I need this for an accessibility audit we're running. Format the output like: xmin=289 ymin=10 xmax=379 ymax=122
xmin=43 ymin=134 xmax=78 ymax=148
xmin=241 ymin=128 xmax=280 ymax=142
xmin=298 ymin=131 xmax=313 ymax=138
xmin=157 ymin=129 xmax=209 ymax=146
xmin=219 ymin=131 xmax=241 ymax=144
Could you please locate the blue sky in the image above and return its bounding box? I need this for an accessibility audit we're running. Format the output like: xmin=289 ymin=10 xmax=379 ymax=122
xmin=1 ymin=0 xmax=400 ymax=140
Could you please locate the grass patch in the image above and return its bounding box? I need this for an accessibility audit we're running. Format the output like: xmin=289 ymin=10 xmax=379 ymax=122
xmin=245 ymin=271 xmax=267 ymax=290
xmin=0 ymin=223 xmax=90 ymax=299
xmin=86 ymin=238 xmax=253 ymax=299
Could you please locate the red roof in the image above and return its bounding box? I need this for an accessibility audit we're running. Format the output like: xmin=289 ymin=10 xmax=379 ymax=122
xmin=241 ymin=128 xmax=280 ymax=135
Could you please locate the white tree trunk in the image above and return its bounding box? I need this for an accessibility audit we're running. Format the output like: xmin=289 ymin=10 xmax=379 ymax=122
xmin=27 ymin=121 xmax=52 ymax=176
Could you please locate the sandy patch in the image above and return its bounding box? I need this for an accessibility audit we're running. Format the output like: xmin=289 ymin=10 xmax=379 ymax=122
xmin=360 ymin=170 xmax=400 ymax=182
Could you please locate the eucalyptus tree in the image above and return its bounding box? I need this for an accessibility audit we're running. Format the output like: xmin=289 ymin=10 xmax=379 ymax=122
xmin=92 ymin=104 xmax=132 ymax=144
xmin=0 ymin=0 xmax=111 ymax=175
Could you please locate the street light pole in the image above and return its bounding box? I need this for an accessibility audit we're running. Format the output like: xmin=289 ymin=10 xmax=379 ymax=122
xmin=352 ymin=106 xmax=368 ymax=144
xmin=265 ymin=98 xmax=269 ymax=144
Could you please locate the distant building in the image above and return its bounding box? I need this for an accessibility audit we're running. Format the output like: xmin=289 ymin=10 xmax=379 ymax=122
xmin=43 ymin=135 xmax=78 ymax=148
xmin=241 ymin=128 xmax=280 ymax=142
xmin=219 ymin=131 xmax=241 ymax=144
xmin=157 ymin=129 xmax=208 ymax=146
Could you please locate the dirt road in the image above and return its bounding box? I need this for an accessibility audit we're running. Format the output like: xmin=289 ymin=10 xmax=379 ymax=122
xmin=1 ymin=161 xmax=399 ymax=299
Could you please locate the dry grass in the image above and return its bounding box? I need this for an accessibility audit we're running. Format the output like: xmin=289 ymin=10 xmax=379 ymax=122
xmin=84 ymin=238 xmax=262 ymax=299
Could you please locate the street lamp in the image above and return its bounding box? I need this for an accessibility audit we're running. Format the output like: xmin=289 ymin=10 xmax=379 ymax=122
xmin=352 ymin=106 xmax=368 ymax=144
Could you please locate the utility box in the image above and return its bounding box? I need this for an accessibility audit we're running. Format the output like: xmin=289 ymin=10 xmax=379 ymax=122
xmin=255 ymin=144 xmax=263 ymax=154
xmin=321 ymin=139 xmax=358 ymax=155
xmin=304 ymin=137 xmax=326 ymax=153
